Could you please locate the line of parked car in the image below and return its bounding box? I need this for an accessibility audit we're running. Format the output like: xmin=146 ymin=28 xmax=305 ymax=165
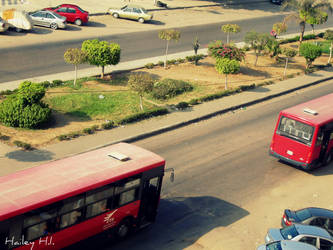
xmin=0 ymin=3 xmax=154 ymax=33
xmin=257 ymin=207 xmax=333 ymax=249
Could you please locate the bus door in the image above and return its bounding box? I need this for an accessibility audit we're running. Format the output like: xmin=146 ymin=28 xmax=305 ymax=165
xmin=317 ymin=124 xmax=333 ymax=164
xmin=139 ymin=174 xmax=163 ymax=226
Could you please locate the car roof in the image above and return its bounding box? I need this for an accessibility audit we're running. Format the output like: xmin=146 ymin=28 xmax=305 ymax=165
xmin=125 ymin=4 xmax=145 ymax=8
xmin=295 ymin=224 xmax=332 ymax=239
xmin=57 ymin=4 xmax=80 ymax=8
xmin=307 ymin=207 xmax=333 ymax=218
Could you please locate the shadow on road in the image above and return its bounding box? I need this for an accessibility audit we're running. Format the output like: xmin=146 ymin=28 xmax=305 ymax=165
xmin=5 ymin=149 xmax=54 ymax=162
xmin=67 ymin=196 xmax=249 ymax=250
xmin=86 ymin=21 xmax=107 ymax=28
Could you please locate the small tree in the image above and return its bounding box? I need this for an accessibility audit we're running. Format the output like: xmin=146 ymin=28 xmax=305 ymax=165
xmin=128 ymin=72 xmax=154 ymax=110
xmin=208 ymin=40 xmax=245 ymax=61
xmin=64 ymin=48 xmax=87 ymax=86
xmin=324 ymin=29 xmax=333 ymax=64
xmin=299 ymin=42 xmax=322 ymax=69
xmin=282 ymin=47 xmax=297 ymax=77
xmin=221 ymin=24 xmax=241 ymax=44
xmin=308 ymin=10 xmax=328 ymax=34
xmin=215 ymin=58 xmax=240 ymax=90
xmin=82 ymin=39 xmax=121 ymax=78
xmin=244 ymin=31 xmax=271 ymax=66
xmin=193 ymin=36 xmax=200 ymax=55
xmin=158 ymin=29 xmax=181 ymax=69
xmin=266 ymin=38 xmax=281 ymax=61
xmin=272 ymin=22 xmax=288 ymax=37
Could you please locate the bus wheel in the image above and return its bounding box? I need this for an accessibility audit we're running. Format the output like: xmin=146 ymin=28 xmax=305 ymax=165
xmin=115 ymin=219 xmax=132 ymax=239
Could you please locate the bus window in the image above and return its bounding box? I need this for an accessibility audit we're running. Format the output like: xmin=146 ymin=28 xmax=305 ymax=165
xmin=59 ymin=195 xmax=85 ymax=229
xmin=278 ymin=116 xmax=314 ymax=144
xmin=316 ymin=129 xmax=324 ymax=146
xmin=113 ymin=176 xmax=141 ymax=208
xmin=86 ymin=185 xmax=114 ymax=218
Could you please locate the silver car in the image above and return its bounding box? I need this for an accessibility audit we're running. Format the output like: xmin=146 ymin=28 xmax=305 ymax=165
xmin=29 ymin=10 xmax=66 ymax=30
xmin=265 ymin=224 xmax=333 ymax=249
xmin=257 ymin=240 xmax=318 ymax=250
xmin=108 ymin=5 xmax=153 ymax=23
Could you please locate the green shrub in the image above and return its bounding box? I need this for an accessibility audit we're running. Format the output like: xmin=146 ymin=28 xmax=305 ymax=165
xmin=208 ymin=40 xmax=245 ymax=61
xmin=39 ymin=81 xmax=51 ymax=88
xmin=176 ymin=102 xmax=189 ymax=109
xmin=101 ymin=120 xmax=115 ymax=130
xmin=145 ymin=63 xmax=155 ymax=69
xmin=68 ymin=132 xmax=80 ymax=138
xmin=83 ymin=127 xmax=94 ymax=134
xmin=188 ymin=98 xmax=200 ymax=105
xmin=158 ymin=61 xmax=164 ymax=66
xmin=51 ymin=79 xmax=63 ymax=87
xmin=167 ymin=59 xmax=177 ymax=65
xmin=16 ymin=81 xmax=46 ymax=106
xmin=13 ymin=140 xmax=32 ymax=150
xmin=177 ymin=58 xmax=185 ymax=63
xmin=0 ymin=133 xmax=10 ymax=141
xmin=239 ymin=84 xmax=256 ymax=91
xmin=299 ymin=42 xmax=322 ymax=68
xmin=0 ymin=89 xmax=16 ymax=96
xmin=185 ymin=54 xmax=205 ymax=65
xmin=151 ymin=79 xmax=193 ymax=100
xmin=57 ymin=134 xmax=70 ymax=141
xmin=90 ymin=125 xmax=99 ymax=131
xmin=120 ymin=108 xmax=169 ymax=124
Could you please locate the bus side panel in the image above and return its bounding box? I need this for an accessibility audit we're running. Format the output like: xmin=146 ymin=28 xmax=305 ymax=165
xmin=16 ymin=202 xmax=141 ymax=250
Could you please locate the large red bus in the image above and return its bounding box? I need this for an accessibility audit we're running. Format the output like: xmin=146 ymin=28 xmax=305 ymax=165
xmin=0 ymin=143 xmax=171 ymax=249
xmin=269 ymin=93 xmax=333 ymax=170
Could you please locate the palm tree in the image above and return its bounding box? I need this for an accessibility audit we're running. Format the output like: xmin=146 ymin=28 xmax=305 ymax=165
xmin=282 ymin=0 xmax=332 ymax=44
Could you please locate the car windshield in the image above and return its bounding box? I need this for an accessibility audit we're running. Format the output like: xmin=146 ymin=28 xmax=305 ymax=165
xmin=280 ymin=225 xmax=298 ymax=240
xmin=296 ymin=208 xmax=312 ymax=221
xmin=76 ymin=6 xmax=86 ymax=13
xmin=277 ymin=116 xmax=314 ymax=145
xmin=141 ymin=8 xmax=148 ymax=13
xmin=52 ymin=12 xmax=63 ymax=19
xmin=266 ymin=241 xmax=282 ymax=250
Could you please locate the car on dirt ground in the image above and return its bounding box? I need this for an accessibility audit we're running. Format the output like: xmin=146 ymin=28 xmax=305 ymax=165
xmin=257 ymin=240 xmax=318 ymax=250
xmin=271 ymin=0 xmax=284 ymax=4
xmin=108 ymin=5 xmax=153 ymax=23
xmin=265 ymin=224 xmax=333 ymax=249
xmin=0 ymin=16 xmax=9 ymax=32
xmin=29 ymin=10 xmax=67 ymax=30
xmin=44 ymin=4 xmax=88 ymax=26
xmin=282 ymin=207 xmax=333 ymax=235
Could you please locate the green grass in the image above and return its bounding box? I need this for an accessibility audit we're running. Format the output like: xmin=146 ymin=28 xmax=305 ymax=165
xmin=45 ymin=91 xmax=157 ymax=120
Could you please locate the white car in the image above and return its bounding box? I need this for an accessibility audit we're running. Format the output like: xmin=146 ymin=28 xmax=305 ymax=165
xmin=0 ymin=16 xmax=9 ymax=32
xmin=0 ymin=9 xmax=33 ymax=32
xmin=257 ymin=240 xmax=318 ymax=250
xmin=30 ymin=10 xmax=67 ymax=30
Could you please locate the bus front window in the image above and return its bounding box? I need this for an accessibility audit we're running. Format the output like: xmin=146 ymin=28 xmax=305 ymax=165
xmin=277 ymin=116 xmax=314 ymax=145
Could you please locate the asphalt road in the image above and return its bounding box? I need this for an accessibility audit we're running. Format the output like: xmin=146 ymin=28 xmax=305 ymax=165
xmin=66 ymin=80 xmax=333 ymax=250
xmin=2 ymin=14 xmax=333 ymax=84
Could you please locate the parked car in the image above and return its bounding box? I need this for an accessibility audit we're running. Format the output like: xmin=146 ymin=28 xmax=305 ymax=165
xmin=29 ymin=10 xmax=66 ymax=30
xmin=108 ymin=5 xmax=153 ymax=23
xmin=271 ymin=0 xmax=284 ymax=4
xmin=44 ymin=4 xmax=88 ymax=26
xmin=0 ymin=9 xmax=33 ymax=32
xmin=265 ymin=224 xmax=333 ymax=249
xmin=257 ymin=240 xmax=318 ymax=250
xmin=282 ymin=207 xmax=333 ymax=235
xmin=0 ymin=16 xmax=9 ymax=32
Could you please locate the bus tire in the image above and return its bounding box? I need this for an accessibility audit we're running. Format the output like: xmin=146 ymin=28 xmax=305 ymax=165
xmin=323 ymin=150 xmax=333 ymax=166
xmin=115 ymin=218 xmax=132 ymax=239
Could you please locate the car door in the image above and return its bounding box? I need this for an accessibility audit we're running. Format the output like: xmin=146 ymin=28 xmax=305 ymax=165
xmin=122 ymin=6 xmax=133 ymax=19
xmin=38 ymin=12 xmax=48 ymax=27
xmin=66 ymin=7 xmax=77 ymax=23
xmin=299 ymin=236 xmax=318 ymax=248
xmin=30 ymin=12 xmax=43 ymax=26
xmin=56 ymin=7 xmax=68 ymax=20
xmin=319 ymin=238 xmax=333 ymax=250
xmin=45 ymin=12 xmax=56 ymax=27
xmin=132 ymin=8 xmax=141 ymax=19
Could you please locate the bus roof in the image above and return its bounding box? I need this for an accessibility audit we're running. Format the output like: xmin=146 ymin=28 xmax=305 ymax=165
xmin=0 ymin=143 xmax=165 ymax=221
xmin=281 ymin=93 xmax=333 ymax=125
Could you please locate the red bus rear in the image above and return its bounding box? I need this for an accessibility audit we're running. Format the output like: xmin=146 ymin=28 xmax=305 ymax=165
xmin=0 ymin=143 xmax=168 ymax=249
xmin=269 ymin=93 xmax=333 ymax=170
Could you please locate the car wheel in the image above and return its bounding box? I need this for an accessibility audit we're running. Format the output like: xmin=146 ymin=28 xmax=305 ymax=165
xmin=112 ymin=13 xmax=119 ymax=18
xmin=50 ymin=23 xmax=58 ymax=30
xmin=74 ymin=19 xmax=82 ymax=26
xmin=138 ymin=17 xmax=145 ymax=23
xmin=115 ymin=219 xmax=132 ymax=239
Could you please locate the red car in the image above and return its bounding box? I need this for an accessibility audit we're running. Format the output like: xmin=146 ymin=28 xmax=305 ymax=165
xmin=44 ymin=4 xmax=89 ymax=26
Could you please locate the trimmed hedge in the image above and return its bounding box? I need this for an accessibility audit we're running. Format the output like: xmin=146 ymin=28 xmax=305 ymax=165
xmin=151 ymin=79 xmax=193 ymax=100
xmin=119 ymin=108 xmax=169 ymax=124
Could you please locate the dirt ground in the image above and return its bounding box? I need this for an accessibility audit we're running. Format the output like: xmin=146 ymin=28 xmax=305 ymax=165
xmin=0 ymin=42 xmax=330 ymax=147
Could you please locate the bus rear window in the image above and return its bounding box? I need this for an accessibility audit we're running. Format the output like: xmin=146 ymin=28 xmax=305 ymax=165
xmin=277 ymin=116 xmax=314 ymax=145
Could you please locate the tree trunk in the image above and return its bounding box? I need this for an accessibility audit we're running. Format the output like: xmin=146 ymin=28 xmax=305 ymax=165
xmin=328 ymin=42 xmax=333 ymax=64
xmin=299 ymin=21 xmax=305 ymax=44
xmin=224 ymin=74 xmax=228 ymax=90
xmin=311 ymin=24 xmax=315 ymax=34
xmin=283 ymin=57 xmax=288 ymax=77
xmin=101 ymin=66 xmax=105 ymax=78
xmin=74 ymin=64 xmax=77 ymax=86
xmin=227 ymin=32 xmax=230 ymax=44
xmin=164 ymin=40 xmax=169 ymax=69
xmin=139 ymin=95 xmax=143 ymax=111
xmin=254 ymin=53 xmax=259 ymax=66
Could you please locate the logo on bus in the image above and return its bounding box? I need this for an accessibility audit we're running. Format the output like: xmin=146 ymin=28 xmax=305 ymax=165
xmin=103 ymin=209 xmax=118 ymax=230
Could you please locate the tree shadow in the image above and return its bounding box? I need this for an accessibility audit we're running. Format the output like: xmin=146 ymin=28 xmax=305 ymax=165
xmin=66 ymin=196 xmax=249 ymax=250
xmin=5 ymin=149 xmax=54 ymax=162
xmin=46 ymin=111 xmax=91 ymax=129
xmin=248 ymin=86 xmax=270 ymax=93
xmin=240 ymin=66 xmax=272 ymax=78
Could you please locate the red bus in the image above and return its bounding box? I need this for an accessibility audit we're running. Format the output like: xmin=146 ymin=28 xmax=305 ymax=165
xmin=0 ymin=143 xmax=171 ymax=249
xmin=269 ymin=93 xmax=333 ymax=170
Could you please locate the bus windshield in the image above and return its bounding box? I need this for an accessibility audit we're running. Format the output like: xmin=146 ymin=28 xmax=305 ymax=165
xmin=277 ymin=116 xmax=314 ymax=145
